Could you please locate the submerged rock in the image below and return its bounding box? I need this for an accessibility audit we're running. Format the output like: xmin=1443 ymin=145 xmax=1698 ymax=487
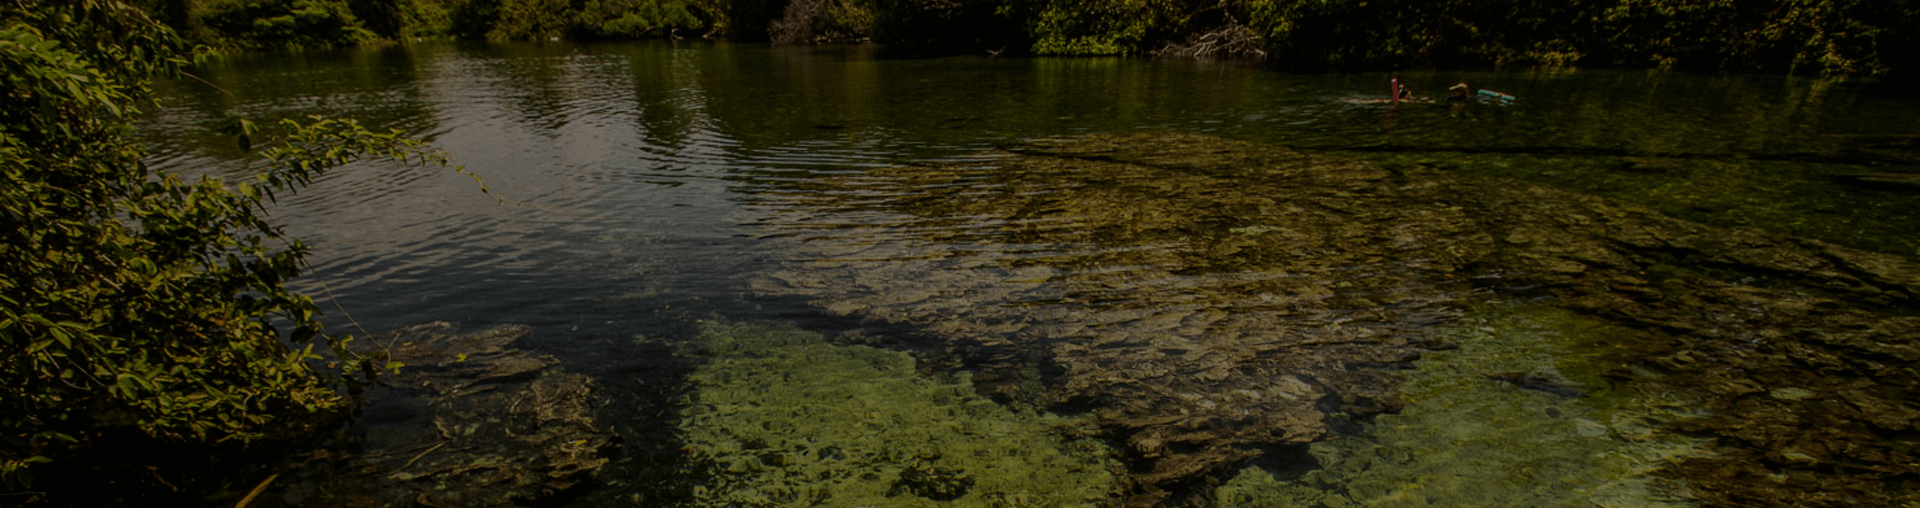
xmin=268 ymin=323 xmax=614 ymax=508
xmin=743 ymin=133 xmax=1920 ymax=507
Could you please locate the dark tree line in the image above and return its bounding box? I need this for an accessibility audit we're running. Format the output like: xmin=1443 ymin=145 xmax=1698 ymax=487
xmin=129 ymin=0 xmax=1913 ymax=75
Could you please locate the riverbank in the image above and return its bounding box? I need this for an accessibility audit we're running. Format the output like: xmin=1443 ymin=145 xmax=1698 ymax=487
xmin=154 ymin=0 xmax=1914 ymax=76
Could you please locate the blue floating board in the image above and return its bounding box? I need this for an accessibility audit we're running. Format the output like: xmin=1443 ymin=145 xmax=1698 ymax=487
xmin=1478 ymin=89 xmax=1517 ymax=103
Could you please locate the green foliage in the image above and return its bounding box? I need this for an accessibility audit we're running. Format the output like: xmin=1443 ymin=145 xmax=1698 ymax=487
xmin=1238 ymin=0 xmax=1914 ymax=74
xmin=114 ymin=0 xmax=1917 ymax=74
xmin=768 ymin=0 xmax=874 ymax=44
xmin=1019 ymin=0 xmax=1178 ymax=55
xmin=199 ymin=0 xmax=377 ymax=49
xmin=581 ymin=0 xmax=716 ymax=39
xmin=1596 ymin=0 xmax=1912 ymax=74
xmin=444 ymin=0 xmax=725 ymax=41
xmin=1 ymin=0 xmax=465 ymax=487
xmin=484 ymin=0 xmax=573 ymax=40
xmin=349 ymin=0 xmax=456 ymax=40
xmin=896 ymin=0 xmax=1919 ymax=73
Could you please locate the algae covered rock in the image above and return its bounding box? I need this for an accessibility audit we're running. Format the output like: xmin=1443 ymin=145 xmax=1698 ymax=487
xmin=661 ymin=319 xmax=1122 ymax=507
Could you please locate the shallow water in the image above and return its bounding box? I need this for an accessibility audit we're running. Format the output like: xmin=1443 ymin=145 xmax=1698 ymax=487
xmin=142 ymin=41 xmax=1920 ymax=507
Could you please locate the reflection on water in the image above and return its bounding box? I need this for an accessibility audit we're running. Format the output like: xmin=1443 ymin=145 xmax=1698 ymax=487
xmin=139 ymin=42 xmax=1920 ymax=507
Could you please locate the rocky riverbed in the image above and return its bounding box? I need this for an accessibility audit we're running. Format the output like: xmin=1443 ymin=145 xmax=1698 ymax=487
xmin=743 ymin=133 xmax=1920 ymax=507
xmin=263 ymin=323 xmax=616 ymax=508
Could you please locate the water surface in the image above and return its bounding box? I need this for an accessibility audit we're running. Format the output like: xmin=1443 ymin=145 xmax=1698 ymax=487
xmin=143 ymin=41 xmax=1920 ymax=507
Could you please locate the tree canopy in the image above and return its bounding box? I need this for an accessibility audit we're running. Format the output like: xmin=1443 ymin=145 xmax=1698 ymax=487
xmin=1 ymin=0 xmax=464 ymax=490
xmin=127 ymin=0 xmax=1916 ymax=75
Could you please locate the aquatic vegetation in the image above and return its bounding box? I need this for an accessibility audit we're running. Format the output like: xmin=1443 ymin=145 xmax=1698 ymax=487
xmin=744 ymin=133 xmax=1920 ymax=506
xmin=1216 ymin=304 xmax=1710 ymax=508
xmin=749 ymin=133 xmax=1473 ymax=504
xmin=662 ymin=319 xmax=1123 ymax=507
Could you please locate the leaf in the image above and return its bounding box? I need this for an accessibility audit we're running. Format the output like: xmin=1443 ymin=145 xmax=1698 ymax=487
xmin=219 ymin=115 xmax=258 ymax=152
xmin=116 ymin=375 xmax=141 ymax=397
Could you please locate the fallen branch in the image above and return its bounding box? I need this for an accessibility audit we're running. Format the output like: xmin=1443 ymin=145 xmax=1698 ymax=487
xmin=233 ymin=473 xmax=278 ymax=508
xmin=401 ymin=441 xmax=449 ymax=471
xmin=1154 ymin=16 xmax=1266 ymax=60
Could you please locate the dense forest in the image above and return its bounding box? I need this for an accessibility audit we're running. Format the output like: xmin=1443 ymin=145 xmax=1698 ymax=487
xmin=129 ymin=0 xmax=1918 ymax=75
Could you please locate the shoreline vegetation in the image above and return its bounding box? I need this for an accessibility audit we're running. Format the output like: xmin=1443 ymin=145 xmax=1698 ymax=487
xmin=4 ymin=1 xmax=473 ymax=505
xmin=132 ymin=0 xmax=1917 ymax=76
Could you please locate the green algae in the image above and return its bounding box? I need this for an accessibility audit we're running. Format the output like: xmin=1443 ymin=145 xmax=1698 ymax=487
xmin=744 ymin=132 xmax=1920 ymax=506
xmin=1217 ymin=304 xmax=1710 ymax=508
xmin=658 ymin=320 xmax=1123 ymax=507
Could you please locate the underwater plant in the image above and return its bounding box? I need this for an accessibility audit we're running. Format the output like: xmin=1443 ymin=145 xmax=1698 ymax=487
xmin=661 ymin=319 xmax=1123 ymax=507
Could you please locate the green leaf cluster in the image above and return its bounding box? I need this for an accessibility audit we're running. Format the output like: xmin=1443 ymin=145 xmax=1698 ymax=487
xmin=1 ymin=0 xmax=467 ymax=487
xmin=593 ymin=0 xmax=711 ymax=38
xmin=435 ymin=0 xmax=729 ymax=41
xmin=767 ymin=0 xmax=875 ymax=44
xmin=1018 ymin=0 xmax=1179 ymax=55
xmin=198 ymin=0 xmax=378 ymax=50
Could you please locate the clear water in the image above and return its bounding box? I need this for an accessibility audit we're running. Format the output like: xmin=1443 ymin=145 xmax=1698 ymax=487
xmin=140 ymin=41 xmax=1920 ymax=507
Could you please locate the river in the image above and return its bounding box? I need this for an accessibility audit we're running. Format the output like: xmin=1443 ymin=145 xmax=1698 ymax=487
xmin=143 ymin=41 xmax=1920 ymax=507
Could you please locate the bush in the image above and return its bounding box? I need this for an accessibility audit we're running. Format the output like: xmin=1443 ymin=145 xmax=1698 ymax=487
xmin=198 ymin=0 xmax=377 ymax=49
xmin=2 ymin=0 xmax=465 ymax=487
xmin=349 ymin=0 xmax=456 ymax=40
xmin=769 ymin=0 xmax=873 ymax=44
xmin=1021 ymin=0 xmax=1179 ymax=55
xmin=581 ymin=0 xmax=718 ymax=39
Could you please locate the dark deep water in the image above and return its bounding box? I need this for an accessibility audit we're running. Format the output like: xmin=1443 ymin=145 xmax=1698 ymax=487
xmin=142 ymin=41 xmax=1920 ymax=507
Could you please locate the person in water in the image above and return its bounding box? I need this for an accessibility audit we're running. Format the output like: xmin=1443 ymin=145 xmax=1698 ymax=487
xmin=1447 ymin=82 xmax=1471 ymax=118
